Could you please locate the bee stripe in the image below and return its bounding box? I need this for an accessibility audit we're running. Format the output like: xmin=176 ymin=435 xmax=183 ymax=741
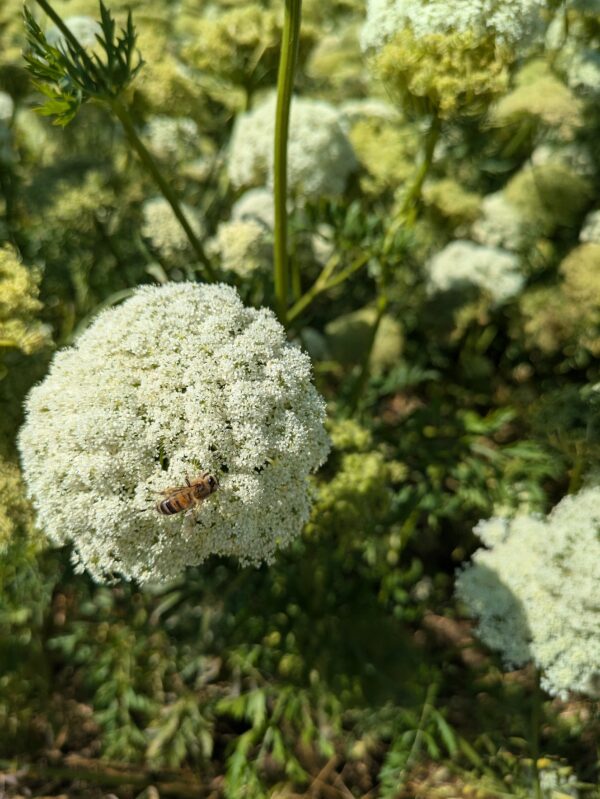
xmin=159 ymin=499 xmax=181 ymax=515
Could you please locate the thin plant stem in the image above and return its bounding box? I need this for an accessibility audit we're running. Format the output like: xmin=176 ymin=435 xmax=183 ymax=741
xmin=287 ymin=252 xmax=369 ymax=324
xmin=405 ymin=681 xmax=439 ymax=774
xmin=401 ymin=113 xmax=441 ymax=214
xmin=349 ymin=289 xmax=387 ymax=412
xmin=383 ymin=112 xmax=441 ymax=254
xmin=273 ymin=0 xmax=302 ymax=326
xmin=33 ymin=0 xmax=101 ymax=77
xmin=530 ymin=668 xmax=543 ymax=799
xmin=325 ymin=252 xmax=370 ymax=290
xmin=568 ymin=444 xmax=584 ymax=494
xmin=287 ymin=254 xmax=340 ymax=323
xmin=109 ymin=98 xmax=215 ymax=280
xmin=32 ymin=0 xmax=215 ymax=281
xmin=290 ymin=253 xmax=302 ymax=301
xmin=288 ymin=114 xmax=440 ymax=329
xmin=348 ymin=113 xmax=441 ymax=411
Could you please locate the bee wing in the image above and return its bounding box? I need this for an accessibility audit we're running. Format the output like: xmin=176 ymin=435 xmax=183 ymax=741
xmin=158 ymin=485 xmax=186 ymax=497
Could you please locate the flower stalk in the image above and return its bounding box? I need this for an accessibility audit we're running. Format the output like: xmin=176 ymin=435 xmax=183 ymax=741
xmin=108 ymin=98 xmax=215 ymax=279
xmin=28 ymin=0 xmax=214 ymax=280
xmin=273 ymin=0 xmax=303 ymax=326
xmin=381 ymin=112 xmax=441 ymax=261
xmin=287 ymin=252 xmax=370 ymax=324
xmin=530 ymin=668 xmax=543 ymax=799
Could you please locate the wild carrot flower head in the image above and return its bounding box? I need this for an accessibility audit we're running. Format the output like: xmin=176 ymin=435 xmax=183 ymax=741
xmin=426 ymin=240 xmax=524 ymax=305
xmin=141 ymin=197 xmax=204 ymax=257
xmin=228 ymin=94 xmax=357 ymax=198
xmin=360 ymin=0 xmax=546 ymax=52
xmin=361 ymin=0 xmax=546 ymax=117
xmin=456 ymin=487 xmax=600 ymax=698
xmin=18 ymin=283 xmax=329 ymax=583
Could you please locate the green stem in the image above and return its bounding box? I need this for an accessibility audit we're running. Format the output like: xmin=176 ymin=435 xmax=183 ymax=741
xmin=402 ymin=113 xmax=441 ymax=214
xmin=273 ymin=0 xmax=302 ymax=326
xmin=345 ymin=113 xmax=440 ymax=410
xmin=34 ymin=0 xmax=100 ymax=77
xmin=349 ymin=289 xmax=387 ymax=412
xmin=568 ymin=446 xmax=584 ymax=494
xmin=324 ymin=252 xmax=370 ymax=291
xmin=405 ymin=681 xmax=439 ymax=773
xmin=287 ymin=252 xmax=369 ymax=324
xmin=290 ymin=252 xmax=302 ymax=301
xmin=109 ymin=98 xmax=215 ymax=281
xmin=32 ymin=0 xmax=214 ymax=282
xmin=288 ymin=255 xmax=340 ymax=323
xmin=530 ymin=668 xmax=543 ymax=799
xmin=383 ymin=113 xmax=441 ymax=254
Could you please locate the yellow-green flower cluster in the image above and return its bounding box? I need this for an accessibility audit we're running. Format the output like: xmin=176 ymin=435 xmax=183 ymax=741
xmin=348 ymin=113 xmax=420 ymax=191
xmin=372 ymin=28 xmax=511 ymax=118
xmin=134 ymin=38 xmax=210 ymax=119
xmin=182 ymin=6 xmax=281 ymax=91
xmin=0 ymin=246 xmax=49 ymax=358
xmin=307 ymin=449 xmax=391 ymax=541
xmin=0 ymin=457 xmax=37 ymax=554
xmin=423 ymin=179 xmax=482 ymax=230
xmin=306 ymin=24 xmax=367 ymax=98
xmin=492 ymin=61 xmax=583 ymax=140
xmin=361 ymin=0 xmax=548 ymax=117
xmin=504 ymin=161 xmax=592 ymax=238
xmin=520 ymin=243 xmax=600 ymax=356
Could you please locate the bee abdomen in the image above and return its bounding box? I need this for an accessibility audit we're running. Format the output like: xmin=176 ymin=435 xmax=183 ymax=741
xmin=157 ymin=497 xmax=186 ymax=515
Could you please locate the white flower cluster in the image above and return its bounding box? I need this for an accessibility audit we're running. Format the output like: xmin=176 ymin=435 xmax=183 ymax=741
xmin=426 ymin=240 xmax=524 ymax=305
xmin=539 ymin=767 xmax=579 ymax=799
xmin=0 ymin=92 xmax=14 ymax=122
xmin=228 ymin=94 xmax=357 ymax=198
xmin=208 ymin=218 xmax=272 ymax=277
xmin=546 ymin=12 xmax=600 ymax=95
xmin=579 ymin=209 xmax=600 ymax=244
xmin=141 ymin=197 xmax=204 ymax=258
xmin=144 ymin=116 xmax=199 ymax=160
xmin=471 ymin=192 xmax=530 ymax=252
xmin=0 ymin=92 xmax=13 ymax=164
xmin=231 ymin=188 xmax=275 ymax=230
xmin=46 ymin=15 xmax=102 ymax=49
xmin=455 ymin=487 xmax=600 ymax=698
xmin=360 ymin=0 xmax=546 ymax=52
xmin=311 ymin=224 xmax=336 ymax=266
xmin=18 ymin=283 xmax=330 ymax=584
xmin=530 ymin=143 xmax=595 ymax=178
xmin=567 ymin=49 xmax=600 ymax=94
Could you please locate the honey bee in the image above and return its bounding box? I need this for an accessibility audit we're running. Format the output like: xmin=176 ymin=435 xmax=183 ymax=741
xmin=155 ymin=472 xmax=219 ymax=516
